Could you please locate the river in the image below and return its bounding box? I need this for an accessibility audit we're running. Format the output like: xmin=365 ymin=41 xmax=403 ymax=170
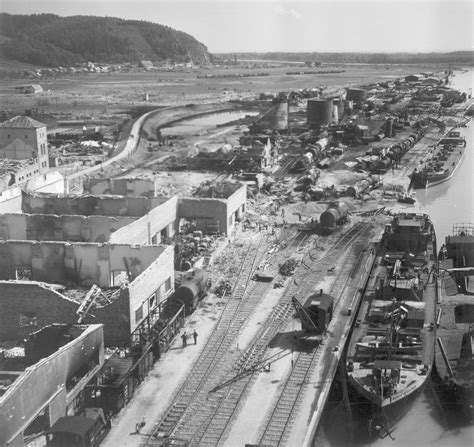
xmin=320 ymin=69 xmax=474 ymax=447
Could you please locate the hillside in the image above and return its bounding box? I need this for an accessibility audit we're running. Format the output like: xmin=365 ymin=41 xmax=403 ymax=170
xmin=0 ymin=13 xmax=210 ymax=67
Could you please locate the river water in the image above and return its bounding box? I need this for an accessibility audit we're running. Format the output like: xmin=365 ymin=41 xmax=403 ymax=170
xmin=160 ymin=110 xmax=260 ymax=136
xmin=321 ymin=69 xmax=474 ymax=447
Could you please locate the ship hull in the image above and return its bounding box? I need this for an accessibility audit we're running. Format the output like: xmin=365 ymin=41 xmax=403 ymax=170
xmin=411 ymin=143 xmax=465 ymax=189
xmin=349 ymin=374 xmax=429 ymax=435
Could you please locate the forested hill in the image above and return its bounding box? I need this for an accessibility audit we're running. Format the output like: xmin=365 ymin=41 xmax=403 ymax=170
xmin=0 ymin=13 xmax=210 ymax=67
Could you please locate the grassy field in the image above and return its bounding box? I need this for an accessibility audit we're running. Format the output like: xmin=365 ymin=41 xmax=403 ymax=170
xmin=0 ymin=63 xmax=439 ymax=116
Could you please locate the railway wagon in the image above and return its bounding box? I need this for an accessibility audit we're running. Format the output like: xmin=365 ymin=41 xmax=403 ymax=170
xmin=173 ymin=268 xmax=210 ymax=313
xmin=320 ymin=201 xmax=350 ymax=233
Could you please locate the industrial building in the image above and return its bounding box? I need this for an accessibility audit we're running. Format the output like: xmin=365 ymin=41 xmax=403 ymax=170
xmin=0 ymin=323 xmax=104 ymax=447
xmin=0 ymin=116 xmax=50 ymax=174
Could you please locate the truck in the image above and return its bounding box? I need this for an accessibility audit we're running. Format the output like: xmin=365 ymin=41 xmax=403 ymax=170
xmin=45 ymin=408 xmax=110 ymax=447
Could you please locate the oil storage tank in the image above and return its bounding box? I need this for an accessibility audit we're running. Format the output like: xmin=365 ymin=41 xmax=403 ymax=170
xmin=320 ymin=201 xmax=350 ymax=232
xmin=307 ymin=98 xmax=333 ymax=127
xmin=173 ymin=268 xmax=210 ymax=313
xmin=346 ymin=88 xmax=368 ymax=102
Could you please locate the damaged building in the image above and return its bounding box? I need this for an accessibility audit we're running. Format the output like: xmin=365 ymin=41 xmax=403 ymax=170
xmin=0 ymin=179 xmax=247 ymax=418
xmin=0 ymin=323 xmax=104 ymax=447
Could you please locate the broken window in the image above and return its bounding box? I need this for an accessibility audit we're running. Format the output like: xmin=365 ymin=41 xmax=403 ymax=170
xmin=111 ymin=270 xmax=128 ymax=286
xmin=149 ymin=294 xmax=156 ymax=310
xmin=165 ymin=277 xmax=172 ymax=292
xmin=19 ymin=312 xmax=38 ymax=327
xmin=16 ymin=266 xmax=32 ymax=280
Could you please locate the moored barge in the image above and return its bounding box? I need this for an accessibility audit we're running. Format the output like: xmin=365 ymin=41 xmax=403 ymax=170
xmin=346 ymin=213 xmax=437 ymax=437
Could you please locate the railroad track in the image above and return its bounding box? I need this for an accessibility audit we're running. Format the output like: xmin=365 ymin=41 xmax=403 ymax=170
xmin=143 ymin=239 xmax=270 ymax=446
xmin=170 ymin=223 xmax=372 ymax=446
xmin=256 ymin=222 xmax=373 ymax=446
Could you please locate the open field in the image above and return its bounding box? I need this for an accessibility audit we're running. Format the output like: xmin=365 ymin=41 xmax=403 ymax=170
xmin=0 ymin=63 xmax=440 ymax=116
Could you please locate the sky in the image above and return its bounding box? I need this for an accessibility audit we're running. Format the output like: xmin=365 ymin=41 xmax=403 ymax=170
xmin=1 ymin=0 xmax=473 ymax=53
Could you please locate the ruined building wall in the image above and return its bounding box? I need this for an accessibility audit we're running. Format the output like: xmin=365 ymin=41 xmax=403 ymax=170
xmin=0 ymin=241 xmax=165 ymax=288
xmin=0 ymin=213 xmax=136 ymax=242
xmin=109 ymin=196 xmax=178 ymax=245
xmin=0 ymin=324 xmax=104 ymax=447
xmin=84 ymin=178 xmax=157 ymax=197
xmin=178 ymin=197 xmax=228 ymax=234
xmin=0 ymin=281 xmax=131 ymax=346
xmin=21 ymin=192 xmax=167 ymax=217
xmin=128 ymin=244 xmax=175 ymax=332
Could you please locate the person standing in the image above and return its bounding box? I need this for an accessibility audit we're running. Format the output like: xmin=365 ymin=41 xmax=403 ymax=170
xmin=182 ymin=332 xmax=187 ymax=348
xmin=193 ymin=330 xmax=198 ymax=345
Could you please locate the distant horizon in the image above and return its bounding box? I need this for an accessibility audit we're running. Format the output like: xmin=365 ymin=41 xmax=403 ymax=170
xmin=1 ymin=1 xmax=473 ymax=53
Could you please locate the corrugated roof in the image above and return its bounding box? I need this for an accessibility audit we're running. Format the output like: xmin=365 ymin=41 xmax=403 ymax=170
xmin=0 ymin=115 xmax=45 ymax=129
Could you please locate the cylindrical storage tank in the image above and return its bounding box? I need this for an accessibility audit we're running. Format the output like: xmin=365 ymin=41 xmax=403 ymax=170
xmin=332 ymin=105 xmax=339 ymax=123
xmin=320 ymin=208 xmax=340 ymax=230
xmin=385 ymin=119 xmax=393 ymax=138
xmin=345 ymin=185 xmax=357 ymax=197
xmin=175 ymin=281 xmax=199 ymax=311
xmin=346 ymin=88 xmax=368 ymax=102
xmin=174 ymin=269 xmax=209 ymax=311
xmin=307 ymin=98 xmax=333 ymax=127
xmin=320 ymin=202 xmax=349 ymax=229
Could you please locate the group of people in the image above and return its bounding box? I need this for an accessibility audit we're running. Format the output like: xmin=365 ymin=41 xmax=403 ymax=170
xmin=182 ymin=329 xmax=198 ymax=347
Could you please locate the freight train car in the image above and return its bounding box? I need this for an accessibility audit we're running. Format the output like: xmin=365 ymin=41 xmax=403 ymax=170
xmin=172 ymin=268 xmax=211 ymax=313
xmin=319 ymin=201 xmax=350 ymax=233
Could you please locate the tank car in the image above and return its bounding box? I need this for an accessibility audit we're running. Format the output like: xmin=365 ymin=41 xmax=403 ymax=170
xmin=173 ymin=268 xmax=210 ymax=313
xmin=319 ymin=202 xmax=350 ymax=233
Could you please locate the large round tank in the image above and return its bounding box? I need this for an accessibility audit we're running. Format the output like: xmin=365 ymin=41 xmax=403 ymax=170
xmin=307 ymin=98 xmax=333 ymax=127
xmin=175 ymin=281 xmax=199 ymax=310
xmin=320 ymin=202 xmax=349 ymax=230
xmin=346 ymin=88 xmax=368 ymax=102
xmin=174 ymin=269 xmax=209 ymax=311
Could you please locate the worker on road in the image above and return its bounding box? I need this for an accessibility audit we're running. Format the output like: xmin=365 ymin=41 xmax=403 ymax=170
xmin=193 ymin=330 xmax=198 ymax=345
xmin=182 ymin=332 xmax=187 ymax=348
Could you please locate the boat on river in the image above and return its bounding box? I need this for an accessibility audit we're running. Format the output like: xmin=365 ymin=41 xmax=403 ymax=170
xmin=346 ymin=213 xmax=437 ymax=437
xmin=410 ymin=131 xmax=466 ymax=188
xmin=436 ymin=223 xmax=474 ymax=421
